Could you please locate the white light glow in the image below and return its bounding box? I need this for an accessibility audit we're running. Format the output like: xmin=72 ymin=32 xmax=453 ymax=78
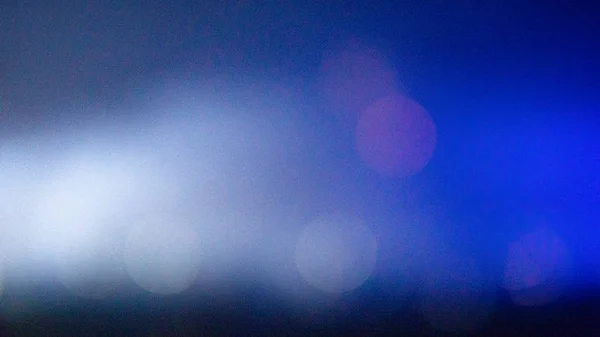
xmin=28 ymin=150 xmax=142 ymax=264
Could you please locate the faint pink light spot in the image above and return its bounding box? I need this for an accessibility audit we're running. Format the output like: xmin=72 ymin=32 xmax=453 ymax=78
xmin=318 ymin=42 xmax=398 ymax=127
xmin=355 ymin=94 xmax=437 ymax=177
xmin=503 ymin=226 xmax=569 ymax=306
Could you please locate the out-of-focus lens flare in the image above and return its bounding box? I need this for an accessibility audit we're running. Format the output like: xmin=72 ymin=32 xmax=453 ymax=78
xmin=508 ymin=279 xmax=567 ymax=307
xmin=55 ymin=229 xmax=124 ymax=300
xmin=124 ymin=218 xmax=202 ymax=295
xmin=258 ymin=221 xmax=328 ymax=307
xmin=318 ymin=40 xmax=399 ymax=127
xmin=295 ymin=213 xmax=378 ymax=293
xmin=355 ymin=93 xmax=437 ymax=178
xmin=503 ymin=226 xmax=570 ymax=306
xmin=419 ymin=254 xmax=495 ymax=333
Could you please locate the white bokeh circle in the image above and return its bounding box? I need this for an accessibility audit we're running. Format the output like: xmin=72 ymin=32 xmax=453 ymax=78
xmin=295 ymin=214 xmax=378 ymax=293
xmin=55 ymin=227 xmax=124 ymax=299
xmin=124 ymin=218 xmax=201 ymax=295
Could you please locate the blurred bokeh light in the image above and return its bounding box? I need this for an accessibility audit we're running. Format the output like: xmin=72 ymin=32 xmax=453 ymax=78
xmin=124 ymin=218 xmax=202 ymax=295
xmin=318 ymin=39 xmax=399 ymax=128
xmin=295 ymin=213 xmax=378 ymax=293
xmin=355 ymin=93 xmax=437 ymax=177
xmin=0 ymin=2 xmax=597 ymax=334
xmin=503 ymin=226 xmax=570 ymax=306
